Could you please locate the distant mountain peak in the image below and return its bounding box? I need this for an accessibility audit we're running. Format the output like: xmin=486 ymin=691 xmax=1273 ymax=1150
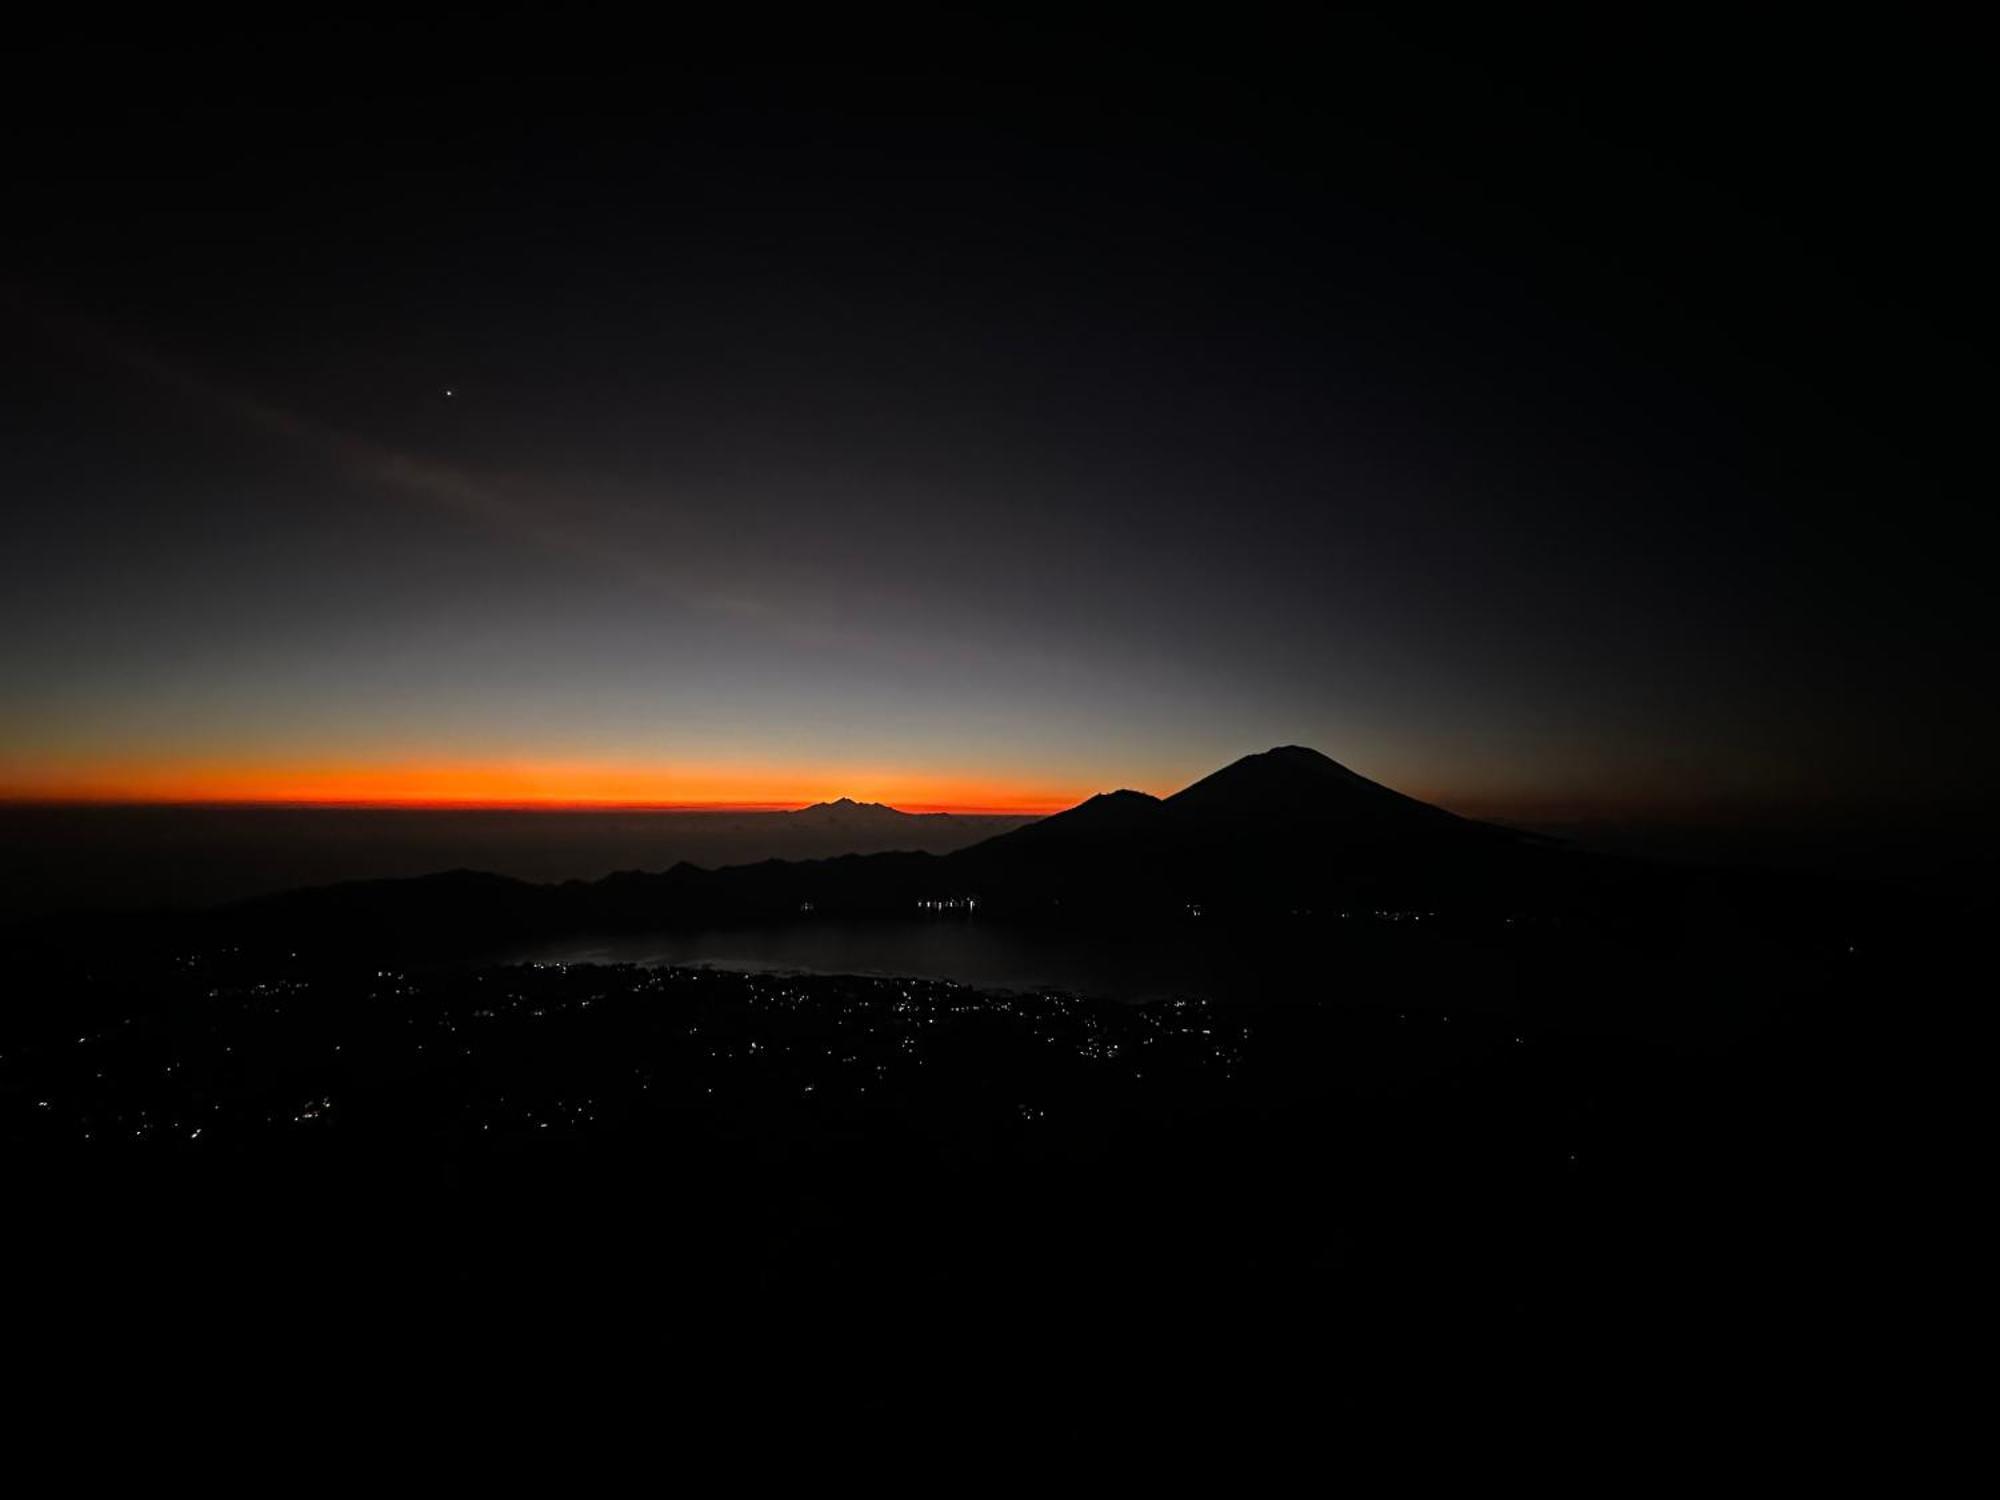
xmin=798 ymin=797 xmax=899 ymax=816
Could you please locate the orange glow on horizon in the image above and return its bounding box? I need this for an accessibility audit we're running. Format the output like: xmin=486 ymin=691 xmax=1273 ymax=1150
xmin=0 ymin=758 xmax=1091 ymax=816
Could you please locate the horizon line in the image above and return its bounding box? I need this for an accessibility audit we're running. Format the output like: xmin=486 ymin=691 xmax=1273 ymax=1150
xmin=0 ymin=794 xmax=1067 ymax=816
xmin=0 ymin=758 xmax=1096 ymax=815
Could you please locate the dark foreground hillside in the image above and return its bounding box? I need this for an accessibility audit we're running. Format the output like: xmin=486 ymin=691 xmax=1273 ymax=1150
xmin=4 ymin=924 xmax=1883 ymax=1436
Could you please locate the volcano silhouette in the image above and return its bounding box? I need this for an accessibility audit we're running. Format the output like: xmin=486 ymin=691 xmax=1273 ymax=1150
xmin=970 ymin=747 xmax=1493 ymax=849
xmin=932 ymin=746 xmax=1523 ymax=914
xmin=1164 ymin=745 xmax=1479 ymax=830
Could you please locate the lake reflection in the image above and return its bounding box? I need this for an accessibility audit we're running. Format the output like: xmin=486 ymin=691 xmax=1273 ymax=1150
xmin=505 ymin=917 xmax=1346 ymax=1005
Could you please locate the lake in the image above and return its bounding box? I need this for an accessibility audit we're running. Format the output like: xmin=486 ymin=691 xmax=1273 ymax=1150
xmin=507 ymin=914 xmax=1499 ymax=1007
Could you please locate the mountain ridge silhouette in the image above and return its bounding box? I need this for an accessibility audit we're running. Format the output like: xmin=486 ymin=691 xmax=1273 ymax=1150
xmin=206 ymin=747 xmax=1602 ymax=950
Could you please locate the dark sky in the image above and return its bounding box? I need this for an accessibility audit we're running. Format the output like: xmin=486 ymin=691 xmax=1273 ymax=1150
xmin=1 ymin=11 xmax=1984 ymax=819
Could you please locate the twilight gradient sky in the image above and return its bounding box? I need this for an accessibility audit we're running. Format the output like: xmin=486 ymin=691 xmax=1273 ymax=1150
xmin=0 ymin=14 xmax=1984 ymax=819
